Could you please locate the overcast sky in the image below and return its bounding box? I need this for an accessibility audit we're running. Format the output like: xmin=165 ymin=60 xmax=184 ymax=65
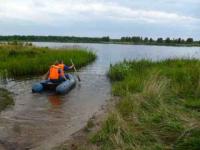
xmin=0 ymin=0 xmax=199 ymax=39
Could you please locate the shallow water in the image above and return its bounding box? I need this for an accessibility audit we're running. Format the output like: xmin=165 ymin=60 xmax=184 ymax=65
xmin=0 ymin=43 xmax=200 ymax=149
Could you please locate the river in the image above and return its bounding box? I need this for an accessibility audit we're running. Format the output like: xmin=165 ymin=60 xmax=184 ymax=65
xmin=0 ymin=43 xmax=200 ymax=150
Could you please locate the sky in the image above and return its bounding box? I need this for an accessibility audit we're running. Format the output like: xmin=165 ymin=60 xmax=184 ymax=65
xmin=0 ymin=0 xmax=199 ymax=39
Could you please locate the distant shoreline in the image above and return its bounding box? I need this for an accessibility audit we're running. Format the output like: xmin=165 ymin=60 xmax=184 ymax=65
xmin=0 ymin=35 xmax=200 ymax=47
xmin=1 ymin=41 xmax=200 ymax=47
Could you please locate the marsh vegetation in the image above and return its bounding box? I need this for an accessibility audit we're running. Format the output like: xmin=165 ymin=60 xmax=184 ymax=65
xmin=0 ymin=42 xmax=96 ymax=78
xmin=91 ymin=59 xmax=200 ymax=149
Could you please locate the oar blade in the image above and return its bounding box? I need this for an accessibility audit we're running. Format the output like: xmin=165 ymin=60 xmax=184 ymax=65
xmin=77 ymin=75 xmax=81 ymax=82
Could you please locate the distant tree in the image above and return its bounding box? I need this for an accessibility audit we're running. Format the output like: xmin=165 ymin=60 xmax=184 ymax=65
xmin=157 ymin=38 xmax=163 ymax=43
xmin=172 ymin=38 xmax=178 ymax=44
xmin=186 ymin=38 xmax=193 ymax=43
xmin=181 ymin=39 xmax=185 ymax=43
xmin=102 ymin=36 xmax=110 ymax=42
xmin=121 ymin=37 xmax=126 ymax=42
xmin=144 ymin=37 xmax=149 ymax=43
xmin=165 ymin=37 xmax=171 ymax=43
xmin=149 ymin=38 xmax=154 ymax=43
xmin=177 ymin=38 xmax=181 ymax=43
xmin=128 ymin=37 xmax=132 ymax=42
xmin=131 ymin=36 xmax=141 ymax=43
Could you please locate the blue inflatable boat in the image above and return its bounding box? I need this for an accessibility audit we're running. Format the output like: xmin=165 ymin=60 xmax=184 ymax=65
xmin=32 ymin=74 xmax=76 ymax=94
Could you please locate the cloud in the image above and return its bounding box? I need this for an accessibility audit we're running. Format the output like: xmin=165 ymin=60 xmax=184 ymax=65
xmin=0 ymin=0 xmax=199 ymax=38
xmin=0 ymin=0 xmax=199 ymax=25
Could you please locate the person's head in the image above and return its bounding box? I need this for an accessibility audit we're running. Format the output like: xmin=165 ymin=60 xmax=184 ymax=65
xmin=54 ymin=60 xmax=59 ymax=66
xmin=59 ymin=60 xmax=64 ymax=64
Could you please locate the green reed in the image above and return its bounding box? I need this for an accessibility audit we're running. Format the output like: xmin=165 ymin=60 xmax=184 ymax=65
xmin=91 ymin=59 xmax=200 ymax=149
xmin=0 ymin=43 xmax=96 ymax=78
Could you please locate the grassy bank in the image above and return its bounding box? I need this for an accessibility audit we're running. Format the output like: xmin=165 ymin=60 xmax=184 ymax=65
xmin=0 ymin=88 xmax=14 ymax=112
xmin=90 ymin=59 xmax=200 ymax=149
xmin=0 ymin=42 xmax=96 ymax=78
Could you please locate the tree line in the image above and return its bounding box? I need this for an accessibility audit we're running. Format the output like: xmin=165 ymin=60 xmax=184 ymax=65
xmin=0 ymin=35 xmax=199 ymax=45
xmin=120 ymin=36 xmax=200 ymax=44
xmin=0 ymin=35 xmax=110 ymax=43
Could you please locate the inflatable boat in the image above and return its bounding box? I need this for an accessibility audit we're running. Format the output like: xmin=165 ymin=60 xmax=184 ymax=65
xmin=32 ymin=74 xmax=76 ymax=94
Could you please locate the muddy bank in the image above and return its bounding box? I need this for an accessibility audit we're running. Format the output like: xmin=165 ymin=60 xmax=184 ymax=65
xmin=53 ymin=97 xmax=119 ymax=150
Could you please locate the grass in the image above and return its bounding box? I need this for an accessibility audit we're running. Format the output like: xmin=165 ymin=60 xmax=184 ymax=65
xmin=91 ymin=59 xmax=200 ymax=149
xmin=0 ymin=88 xmax=14 ymax=112
xmin=0 ymin=42 xmax=96 ymax=78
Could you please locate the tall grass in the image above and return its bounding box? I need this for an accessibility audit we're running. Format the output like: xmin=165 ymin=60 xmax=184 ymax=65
xmin=0 ymin=88 xmax=14 ymax=111
xmin=91 ymin=59 xmax=200 ymax=149
xmin=0 ymin=43 xmax=96 ymax=78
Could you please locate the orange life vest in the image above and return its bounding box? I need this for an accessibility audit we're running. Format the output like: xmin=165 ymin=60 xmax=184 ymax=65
xmin=58 ymin=64 xmax=65 ymax=70
xmin=48 ymin=65 xmax=60 ymax=80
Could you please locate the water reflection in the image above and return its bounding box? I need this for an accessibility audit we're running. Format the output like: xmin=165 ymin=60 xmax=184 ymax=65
xmin=48 ymin=95 xmax=63 ymax=107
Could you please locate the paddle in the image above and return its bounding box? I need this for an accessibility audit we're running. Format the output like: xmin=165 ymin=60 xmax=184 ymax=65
xmin=42 ymin=70 xmax=49 ymax=80
xmin=70 ymin=59 xmax=81 ymax=82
